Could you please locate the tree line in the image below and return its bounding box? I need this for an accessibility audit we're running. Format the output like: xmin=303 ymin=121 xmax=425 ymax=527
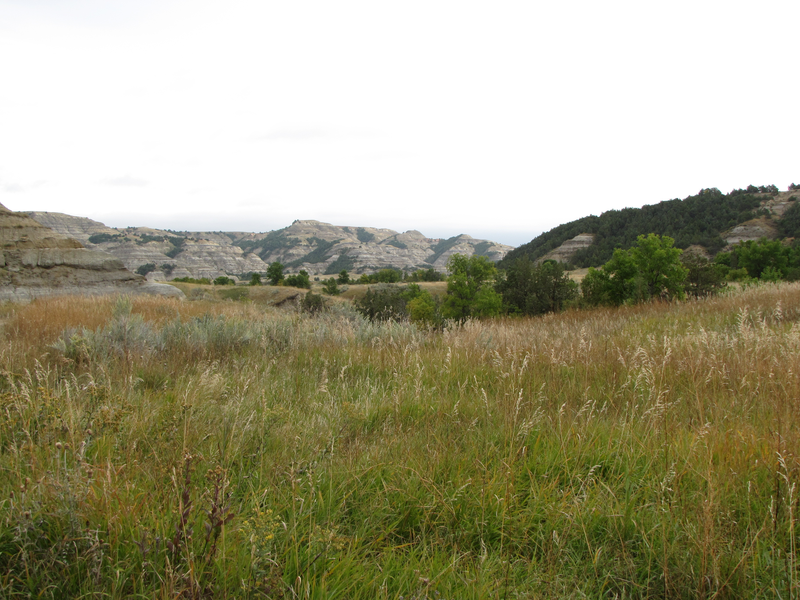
xmin=500 ymin=186 xmax=781 ymax=269
xmin=350 ymin=231 xmax=800 ymax=327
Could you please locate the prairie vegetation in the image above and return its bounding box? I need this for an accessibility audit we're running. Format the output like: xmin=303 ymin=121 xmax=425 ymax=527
xmin=1 ymin=285 xmax=800 ymax=598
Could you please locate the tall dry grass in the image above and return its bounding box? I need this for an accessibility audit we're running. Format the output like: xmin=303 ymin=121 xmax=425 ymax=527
xmin=1 ymin=285 xmax=799 ymax=598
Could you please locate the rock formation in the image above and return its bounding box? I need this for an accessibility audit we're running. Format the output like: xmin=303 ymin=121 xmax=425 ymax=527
xmin=723 ymin=218 xmax=780 ymax=246
xmin=1 ymin=204 xmax=183 ymax=301
xmin=540 ymin=233 xmax=596 ymax=264
xmin=239 ymin=220 xmax=513 ymax=277
xmin=28 ymin=214 xmax=514 ymax=279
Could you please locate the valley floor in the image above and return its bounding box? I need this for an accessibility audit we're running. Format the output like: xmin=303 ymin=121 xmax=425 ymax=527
xmin=1 ymin=284 xmax=799 ymax=598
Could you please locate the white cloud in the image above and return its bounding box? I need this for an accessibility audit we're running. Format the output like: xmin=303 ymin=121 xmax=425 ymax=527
xmin=101 ymin=176 xmax=149 ymax=187
xmin=0 ymin=0 xmax=798 ymax=247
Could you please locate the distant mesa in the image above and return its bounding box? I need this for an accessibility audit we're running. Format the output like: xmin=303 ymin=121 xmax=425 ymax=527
xmin=24 ymin=212 xmax=515 ymax=282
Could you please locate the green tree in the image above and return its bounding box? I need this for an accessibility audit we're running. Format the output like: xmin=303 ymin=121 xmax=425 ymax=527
xmin=581 ymin=234 xmax=687 ymax=306
xmin=497 ymin=258 xmax=577 ymax=316
xmin=681 ymin=254 xmax=726 ymax=298
xmin=375 ymin=269 xmax=402 ymax=283
xmin=734 ymin=239 xmax=788 ymax=279
xmin=600 ymin=247 xmax=644 ymax=305
xmin=580 ymin=267 xmax=613 ymax=307
xmin=322 ymin=278 xmax=340 ymax=295
xmin=284 ymin=270 xmax=311 ymax=289
xmin=337 ymin=270 xmax=350 ymax=285
xmin=213 ymin=276 xmax=235 ymax=286
xmin=249 ymin=273 xmax=262 ymax=286
xmin=407 ymin=291 xmax=443 ymax=329
xmin=779 ymin=200 xmax=800 ymax=238
xmin=442 ymin=254 xmax=502 ymax=321
xmin=266 ymin=262 xmax=284 ymax=286
xmin=629 ymin=233 xmax=687 ymax=300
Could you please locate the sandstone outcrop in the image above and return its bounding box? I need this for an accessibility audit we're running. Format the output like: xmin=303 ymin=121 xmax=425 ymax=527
xmin=761 ymin=191 xmax=798 ymax=219
xmin=1 ymin=204 xmax=183 ymax=301
xmin=540 ymin=233 xmax=596 ymax=264
xmin=723 ymin=218 xmax=780 ymax=246
xmin=29 ymin=214 xmax=514 ymax=279
xmin=247 ymin=220 xmax=513 ymax=276
xmin=26 ymin=211 xmax=117 ymax=244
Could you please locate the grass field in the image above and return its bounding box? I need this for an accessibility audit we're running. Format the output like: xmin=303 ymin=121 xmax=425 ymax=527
xmin=1 ymin=283 xmax=799 ymax=598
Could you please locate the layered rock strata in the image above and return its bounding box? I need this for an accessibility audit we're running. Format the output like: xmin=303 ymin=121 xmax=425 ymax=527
xmin=29 ymin=214 xmax=514 ymax=279
xmin=1 ymin=204 xmax=183 ymax=301
xmin=540 ymin=233 xmax=596 ymax=264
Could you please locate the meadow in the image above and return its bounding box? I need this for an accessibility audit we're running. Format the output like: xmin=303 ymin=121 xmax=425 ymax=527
xmin=1 ymin=283 xmax=799 ymax=598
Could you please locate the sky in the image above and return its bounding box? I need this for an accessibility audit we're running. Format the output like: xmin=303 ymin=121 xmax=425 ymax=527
xmin=1 ymin=1 xmax=798 ymax=247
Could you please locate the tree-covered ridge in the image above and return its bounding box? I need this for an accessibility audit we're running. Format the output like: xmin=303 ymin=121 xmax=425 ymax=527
xmin=500 ymin=187 xmax=769 ymax=269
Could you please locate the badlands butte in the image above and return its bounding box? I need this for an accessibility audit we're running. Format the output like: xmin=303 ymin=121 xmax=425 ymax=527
xmin=4 ymin=185 xmax=797 ymax=300
xmin=21 ymin=208 xmax=514 ymax=284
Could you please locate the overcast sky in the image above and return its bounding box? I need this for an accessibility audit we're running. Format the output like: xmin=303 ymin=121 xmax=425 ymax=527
xmin=1 ymin=1 xmax=798 ymax=247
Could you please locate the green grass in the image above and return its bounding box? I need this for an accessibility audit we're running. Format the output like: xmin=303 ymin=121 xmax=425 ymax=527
xmin=1 ymin=284 xmax=800 ymax=597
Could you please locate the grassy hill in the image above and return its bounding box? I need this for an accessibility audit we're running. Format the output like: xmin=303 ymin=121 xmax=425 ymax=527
xmin=500 ymin=185 xmax=798 ymax=269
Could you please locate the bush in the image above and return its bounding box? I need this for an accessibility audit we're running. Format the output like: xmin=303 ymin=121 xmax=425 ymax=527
xmin=374 ymin=269 xmax=402 ymax=283
xmin=136 ymin=263 xmax=156 ymax=276
xmin=284 ymin=270 xmax=311 ymax=289
xmin=407 ymin=288 xmax=444 ymax=329
xmin=301 ymin=291 xmax=326 ymax=314
xmin=442 ymin=254 xmax=502 ymax=321
xmin=213 ymin=276 xmax=235 ymax=286
xmin=355 ymin=285 xmax=409 ymax=321
xmin=681 ymin=254 xmax=726 ymax=298
xmin=88 ymin=232 xmax=123 ymax=244
xmin=580 ymin=234 xmax=687 ymax=306
xmin=406 ymin=268 xmax=444 ymax=282
xmin=496 ymin=258 xmax=578 ymax=316
xmin=322 ymin=278 xmax=340 ymax=295
xmin=727 ymin=268 xmax=749 ymax=281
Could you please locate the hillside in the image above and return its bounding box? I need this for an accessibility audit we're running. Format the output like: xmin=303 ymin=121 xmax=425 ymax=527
xmin=0 ymin=203 xmax=182 ymax=301
xmin=27 ymin=213 xmax=513 ymax=281
xmin=500 ymin=185 xmax=799 ymax=269
xmin=233 ymin=219 xmax=512 ymax=276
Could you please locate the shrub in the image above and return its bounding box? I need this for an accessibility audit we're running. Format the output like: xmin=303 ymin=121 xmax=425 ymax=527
xmin=136 ymin=263 xmax=156 ymax=276
xmin=681 ymin=254 xmax=726 ymax=298
xmin=355 ymin=285 xmax=409 ymax=321
xmin=284 ymin=270 xmax=311 ymax=289
xmin=88 ymin=232 xmax=123 ymax=244
xmin=301 ymin=291 xmax=326 ymax=314
xmin=322 ymin=278 xmax=340 ymax=295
